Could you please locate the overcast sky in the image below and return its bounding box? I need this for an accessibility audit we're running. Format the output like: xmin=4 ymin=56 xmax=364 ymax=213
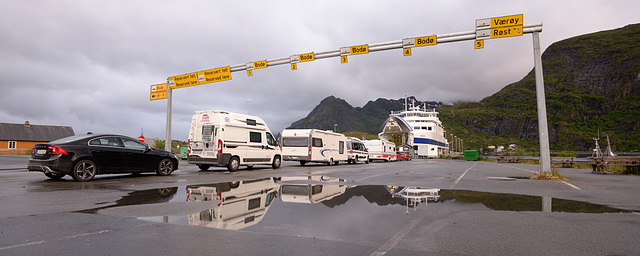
xmin=1 ymin=0 xmax=638 ymax=141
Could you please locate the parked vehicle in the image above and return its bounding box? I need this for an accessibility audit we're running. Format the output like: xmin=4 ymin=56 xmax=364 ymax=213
xmin=27 ymin=133 xmax=178 ymax=182
xmin=187 ymin=110 xmax=282 ymax=172
xmin=279 ymin=176 xmax=347 ymax=204
xmin=280 ymin=129 xmax=347 ymax=165
xmin=396 ymin=151 xmax=411 ymax=161
xmin=364 ymin=139 xmax=397 ymax=162
xmin=346 ymin=137 xmax=369 ymax=164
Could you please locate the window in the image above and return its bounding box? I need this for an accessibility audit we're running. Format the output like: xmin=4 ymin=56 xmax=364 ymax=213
xmin=201 ymin=125 xmax=214 ymax=141
xmin=121 ymin=137 xmax=147 ymax=150
xmin=249 ymin=132 xmax=262 ymax=143
xmin=248 ymin=198 xmax=261 ymax=210
xmin=283 ymin=137 xmax=307 ymax=147
xmin=90 ymin=137 xmax=121 ymax=147
xmin=8 ymin=141 xmax=16 ymax=149
xmin=312 ymin=138 xmax=323 ymax=147
xmin=339 ymin=141 xmax=345 ymax=154
xmin=266 ymin=133 xmax=278 ymax=146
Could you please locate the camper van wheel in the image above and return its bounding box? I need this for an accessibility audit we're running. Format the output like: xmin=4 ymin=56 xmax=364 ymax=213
xmin=272 ymin=156 xmax=281 ymax=169
xmin=198 ymin=164 xmax=210 ymax=171
xmin=299 ymin=161 xmax=306 ymax=166
xmin=327 ymin=158 xmax=334 ymax=166
xmin=366 ymin=156 xmax=370 ymax=164
xmin=229 ymin=181 xmax=240 ymax=188
xmin=227 ymin=157 xmax=240 ymax=172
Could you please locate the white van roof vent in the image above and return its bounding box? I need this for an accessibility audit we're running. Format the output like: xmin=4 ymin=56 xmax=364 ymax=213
xmin=246 ymin=119 xmax=257 ymax=126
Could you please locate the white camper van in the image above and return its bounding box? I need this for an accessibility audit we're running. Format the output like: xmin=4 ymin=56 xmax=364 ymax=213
xmin=279 ymin=176 xmax=347 ymax=204
xmin=187 ymin=110 xmax=282 ymax=171
xmin=346 ymin=137 xmax=369 ymax=164
xmin=364 ymin=139 xmax=397 ymax=162
xmin=280 ymin=129 xmax=347 ymax=165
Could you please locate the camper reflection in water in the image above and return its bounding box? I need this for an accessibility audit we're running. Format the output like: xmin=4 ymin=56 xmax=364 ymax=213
xmin=185 ymin=176 xmax=349 ymax=230
xmin=387 ymin=186 xmax=441 ymax=212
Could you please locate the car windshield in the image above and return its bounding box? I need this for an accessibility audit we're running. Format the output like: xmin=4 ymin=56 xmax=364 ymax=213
xmin=47 ymin=134 xmax=94 ymax=144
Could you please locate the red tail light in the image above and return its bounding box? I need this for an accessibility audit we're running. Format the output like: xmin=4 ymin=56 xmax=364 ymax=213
xmin=217 ymin=139 xmax=223 ymax=154
xmin=187 ymin=139 xmax=191 ymax=154
xmin=307 ymin=147 xmax=311 ymax=160
xmin=48 ymin=146 xmax=68 ymax=155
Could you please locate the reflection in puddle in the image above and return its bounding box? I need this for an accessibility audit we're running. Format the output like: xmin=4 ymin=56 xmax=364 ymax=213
xmin=94 ymin=176 xmax=632 ymax=232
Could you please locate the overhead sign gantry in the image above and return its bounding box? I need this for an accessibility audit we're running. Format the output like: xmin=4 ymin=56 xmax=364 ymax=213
xmin=149 ymin=14 xmax=551 ymax=173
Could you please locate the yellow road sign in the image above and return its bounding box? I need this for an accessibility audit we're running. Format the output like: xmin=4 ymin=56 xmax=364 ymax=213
xmin=474 ymin=40 xmax=484 ymax=49
xmin=490 ymin=14 xmax=522 ymax=28
xmin=476 ymin=14 xmax=523 ymax=29
xmin=168 ymin=73 xmax=199 ymax=89
xmin=150 ymin=91 xmax=167 ymax=101
xmin=298 ymin=52 xmax=315 ymax=62
xmin=415 ymin=35 xmax=437 ymax=47
xmin=349 ymin=44 xmax=369 ymax=55
xmin=490 ymin=25 xmax=523 ymax=39
xmin=253 ymin=60 xmax=267 ymax=69
xmin=150 ymin=83 xmax=167 ymax=93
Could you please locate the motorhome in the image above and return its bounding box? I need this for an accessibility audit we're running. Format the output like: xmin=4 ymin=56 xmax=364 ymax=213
xmin=280 ymin=129 xmax=347 ymax=165
xmin=346 ymin=137 xmax=369 ymax=164
xmin=187 ymin=110 xmax=282 ymax=171
xmin=364 ymin=139 xmax=397 ymax=162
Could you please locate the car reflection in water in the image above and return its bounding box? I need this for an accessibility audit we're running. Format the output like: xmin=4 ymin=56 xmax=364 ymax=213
xmin=186 ymin=178 xmax=279 ymax=230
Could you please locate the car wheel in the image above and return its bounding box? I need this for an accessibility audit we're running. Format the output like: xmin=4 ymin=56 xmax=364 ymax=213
xmin=198 ymin=164 xmax=210 ymax=171
xmin=229 ymin=181 xmax=240 ymax=188
xmin=156 ymin=158 xmax=174 ymax=176
xmin=272 ymin=156 xmax=281 ymax=169
xmin=72 ymin=160 xmax=97 ymax=182
xmin=44 ymin=172 xmax=65 ymax=180
xmin=227 ymin=157 xmax=240 ymax=172
xmin=365 ymin=156 xmax=370 ymax=164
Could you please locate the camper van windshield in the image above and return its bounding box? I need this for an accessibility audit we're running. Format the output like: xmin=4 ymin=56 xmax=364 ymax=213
xmin=283 ymin=137 xmax=308 ymax=147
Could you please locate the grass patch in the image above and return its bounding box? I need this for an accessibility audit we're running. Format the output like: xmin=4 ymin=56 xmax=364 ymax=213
xmin=531 ymin=168 xmax=566 ymax=180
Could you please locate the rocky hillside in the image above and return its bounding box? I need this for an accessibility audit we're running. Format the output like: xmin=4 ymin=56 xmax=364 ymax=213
xmin=288 ymin=96 xmax=441 ymax=134
xmin=440 ymin=23 xmax=640 ymax=151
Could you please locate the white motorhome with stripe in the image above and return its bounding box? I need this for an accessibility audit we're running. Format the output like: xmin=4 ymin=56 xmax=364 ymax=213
xmin=280 ymin=129 xmax=347 ymax=165
xmin=187 ymin=110 xmax=282 ymax=171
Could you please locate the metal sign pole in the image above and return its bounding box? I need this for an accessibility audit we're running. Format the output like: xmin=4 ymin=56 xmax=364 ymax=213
xmin=165 ymin=87 xmax=172 ymax=152
xmin=532 ymin=32 xmax=551 ymax=173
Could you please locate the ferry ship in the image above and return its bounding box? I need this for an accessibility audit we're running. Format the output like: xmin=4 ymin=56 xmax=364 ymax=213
xmin=379 ymin=98 xmax=449 ymax=158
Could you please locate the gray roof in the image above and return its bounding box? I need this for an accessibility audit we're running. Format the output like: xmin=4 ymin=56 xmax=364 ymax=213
xmin=0 ymin=122 xmax=75 ymax=142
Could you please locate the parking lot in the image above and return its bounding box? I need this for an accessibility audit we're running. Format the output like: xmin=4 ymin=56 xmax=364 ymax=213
xmin=1 ymin=155 xmax=639 ymax=256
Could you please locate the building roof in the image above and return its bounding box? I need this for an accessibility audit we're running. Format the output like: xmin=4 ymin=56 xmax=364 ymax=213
xmin=0 ymin=122 xmax=75 ymax=142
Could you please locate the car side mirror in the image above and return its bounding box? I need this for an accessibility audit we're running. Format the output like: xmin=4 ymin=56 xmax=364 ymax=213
xmin=145 ymin=145 xmax=152 ymax=152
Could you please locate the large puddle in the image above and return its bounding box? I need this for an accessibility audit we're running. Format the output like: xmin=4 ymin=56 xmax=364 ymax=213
xmin=87 ymin=176 xmax=632 ymax=234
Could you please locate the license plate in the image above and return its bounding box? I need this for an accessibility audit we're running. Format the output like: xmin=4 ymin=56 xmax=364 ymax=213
xmin=36 ymin=149 xmax=47 ymax=155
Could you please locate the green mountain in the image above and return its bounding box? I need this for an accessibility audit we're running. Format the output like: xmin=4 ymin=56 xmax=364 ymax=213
xmin=440 ymin=23 xmax=640 ymax=152
xmin=288 ymin=23 xmax=640 ymax=152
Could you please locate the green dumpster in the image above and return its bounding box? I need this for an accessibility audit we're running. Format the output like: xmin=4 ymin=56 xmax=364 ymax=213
xmin=179 ymin=146 xmax=188 ymax=160
xmin=464 ymin=150 xmax=479 ymax=161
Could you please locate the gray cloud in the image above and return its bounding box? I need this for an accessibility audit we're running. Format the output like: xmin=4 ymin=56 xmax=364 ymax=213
xmin=1 ymin=0 xmax=639 ymax=140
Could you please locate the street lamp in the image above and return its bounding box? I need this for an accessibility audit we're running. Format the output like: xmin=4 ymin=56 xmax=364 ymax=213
xmin=333 ymin=124 xmax=337 ymax=132
xmin=454 ymin=136 xmax=457 ymax=153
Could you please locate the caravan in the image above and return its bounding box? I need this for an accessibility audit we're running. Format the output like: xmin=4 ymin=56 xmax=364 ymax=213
xmin=187 ymin=110 xmax=282 ymax=171
xmin=364 ymin=139 xmax=397 ymax=162
xmin=280 ymin=129 xmax=347 ymax=165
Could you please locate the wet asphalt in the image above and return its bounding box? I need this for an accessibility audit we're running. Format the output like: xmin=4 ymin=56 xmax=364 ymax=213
xmin=1 ymin=155 xmax=639 ymax=256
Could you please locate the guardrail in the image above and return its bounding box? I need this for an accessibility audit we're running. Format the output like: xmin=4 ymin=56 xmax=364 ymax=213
xmin=587 ymin=156 xmax=640 ymax=174
xmin=496 ymin=156 xmax=521 ymax=163
xmin=551 ymin=157 xmax=576 ymax=168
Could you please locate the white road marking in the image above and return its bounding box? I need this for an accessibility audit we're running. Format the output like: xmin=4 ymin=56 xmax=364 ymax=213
xmin=450 ymin=162 xmax=477 ymax=188
xmin=0 ymin=229 xmax=112 ymax=251
xmin=560 ymin=180 xmax=582 ymax=191
xmin=369 ymin=210 xmax=427 ymax=256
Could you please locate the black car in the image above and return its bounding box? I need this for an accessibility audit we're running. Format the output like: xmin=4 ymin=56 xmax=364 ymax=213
xmin=27 ymin=133 xmax=178 ymax=182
